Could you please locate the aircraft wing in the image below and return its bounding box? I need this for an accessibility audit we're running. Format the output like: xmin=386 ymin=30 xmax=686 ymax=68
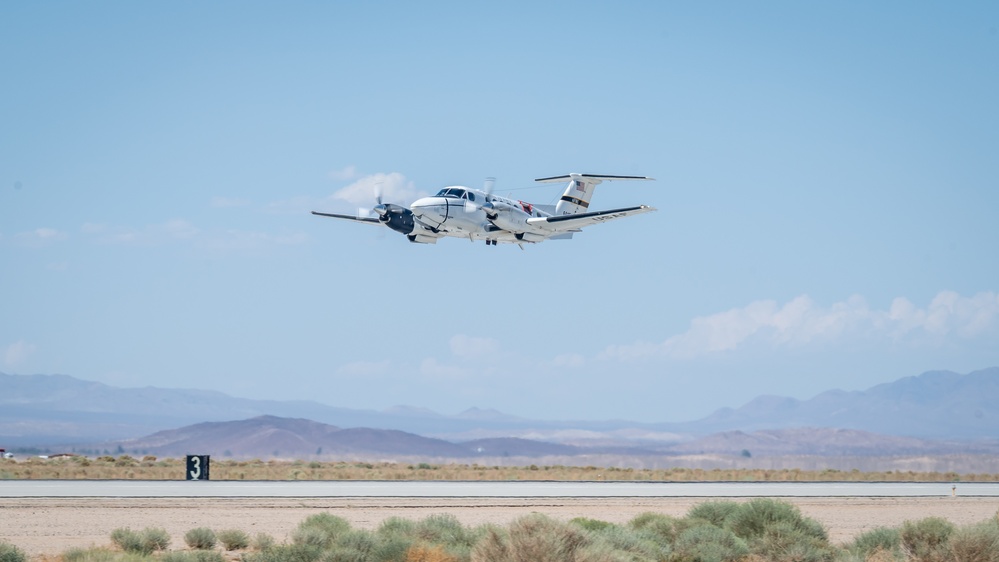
xmin=526 ymin=205 xmax=656 ymax=231
xmin=311 ymin=211 xmax=381 ymax=225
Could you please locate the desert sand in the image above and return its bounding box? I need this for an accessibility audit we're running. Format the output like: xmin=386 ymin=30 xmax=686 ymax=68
xmin=2 ymin=496 xmax=997 ymax=557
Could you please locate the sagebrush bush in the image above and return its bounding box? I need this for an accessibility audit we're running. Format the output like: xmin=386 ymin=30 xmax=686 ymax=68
xmin=110 ymin=528 xmax=149 ymax=554
xmin=217 ymin=529 xmax=250 ymax=550
xmin=405 ymin=544 xmax=456 ymax=562
xmin=244 ymin=543 xmax=323 ymax=562
xmin=725 ymin=498 xmax=827 ymax=542
xmin=253 ymin=533 xmax=276 ymax=552
xmin=900 ymin=517 xmax=954 ymax=562
xmin=471 ymin=513 xmax=590 ymax=562
xmin=948 ymin=520 xmax=999 ymax=562
xmin=848 ymin=527 xmax=900 ymax=558
xmin=670 ymin=524 xmax=749 ymax=562
xmin=0 ymin=542 xmax=27 ymax=562
xmin=583 ymin=523 xmax=666 ymax=561
xmin=292 ymin=513 xmax=351 ymax=549
xmin=570 ymin=517 xmax=614 ymax=532
xmin=628 ymin=512 xmax=682 ymax=544
xmin=141 ymin=527 xmax=170 ymax=551
xmin=415 ymin=514 xmax=472 ymax=547
xmin=163 ymin=552 xmax=224 ymax=562
xmin=61 ymin=547 xmax=118 ymax=562
xmin=687 ymin=500 xmax=741 ymax=527
xmin=748 ymin=520 xmax=836 ymax=562
xmin=184 ymin=527 xmax=217 ymax=550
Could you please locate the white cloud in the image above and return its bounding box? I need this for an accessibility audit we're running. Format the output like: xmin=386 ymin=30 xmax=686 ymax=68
xmin=331 ymin=172 xmax=427 ymax=207
xmin=4 ymin=340 xmax=36 ymax=367
xmin=551 ymin=353 xmax=586 ymax=368
xmin=449 ymin=335 xmax=500 ymax=360
xmin=419 ymin=357 xmax=471 ymax=380
xmin=600 ymin=291 xmax=999 ymax=361
xmin=328 ymin=165 xmax=360 ymax=181
xmin=13 ymin=227 xmax=65 ymax=246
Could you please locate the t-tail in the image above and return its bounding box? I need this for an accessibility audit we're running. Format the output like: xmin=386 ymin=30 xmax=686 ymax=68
xmin=536 ymin=173 xmax=655 ymax=216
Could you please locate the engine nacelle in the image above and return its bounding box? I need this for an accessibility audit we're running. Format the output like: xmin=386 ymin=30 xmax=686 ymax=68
xmin=381 ymin=208 xmax=415 ymax=235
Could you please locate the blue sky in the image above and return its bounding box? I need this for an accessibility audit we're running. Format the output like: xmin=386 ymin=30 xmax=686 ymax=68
xmin=2 ymin=2 xmax=997 ymax=423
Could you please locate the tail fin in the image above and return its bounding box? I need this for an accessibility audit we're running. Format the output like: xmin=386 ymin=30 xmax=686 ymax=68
xmin=536 ymin=173 xmax=654 ymax=216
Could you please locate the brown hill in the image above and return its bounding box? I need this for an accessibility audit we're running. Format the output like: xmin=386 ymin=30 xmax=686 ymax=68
xmin=110 ymin=415 xmax=471 ymax=459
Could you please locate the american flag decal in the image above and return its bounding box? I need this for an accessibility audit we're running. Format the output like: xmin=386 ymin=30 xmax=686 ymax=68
xmin=575 ymin=180 xmax=585 ymax=191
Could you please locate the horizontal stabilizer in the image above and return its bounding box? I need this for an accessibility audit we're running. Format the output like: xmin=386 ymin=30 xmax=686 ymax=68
xmin=527 ymin=205 xmax=656 ymax=231
xmin=535 ymin=174 xmax=655 ymax=183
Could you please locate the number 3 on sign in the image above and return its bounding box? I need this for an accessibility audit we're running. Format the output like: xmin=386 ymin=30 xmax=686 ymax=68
xmin=186 ymin=455 xmax=210 ymax=481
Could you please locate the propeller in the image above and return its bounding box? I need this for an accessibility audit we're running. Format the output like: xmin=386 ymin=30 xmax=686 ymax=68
xmin=466 ymin=177 xmax=497 ymax=214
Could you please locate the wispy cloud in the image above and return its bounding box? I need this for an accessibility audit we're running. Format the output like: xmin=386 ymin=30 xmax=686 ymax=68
xmin=3 ymin=340 xmax=36 ymax=368
xmin=599 ymin=291 xmax=999 ymax=361
xmin=331 ymin=172 xmax=427 ymax=207
xmin=449 ymin=335 xmax=500 ymax=360
xmin=12 ymin=227 xmax=66 ymax=246
xmin=419 ymin=357 xmax=472 ymax=380
xmin=328 ymin=165 xmax=360 ymax=182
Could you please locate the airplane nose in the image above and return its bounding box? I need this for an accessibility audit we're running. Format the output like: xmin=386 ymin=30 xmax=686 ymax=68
xmin=412 ymin=197 xmax=447 ymax=223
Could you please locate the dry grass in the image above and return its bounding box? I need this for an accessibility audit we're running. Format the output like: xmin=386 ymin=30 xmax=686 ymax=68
xmin=1 ymin=456 xmax=997 ymax=482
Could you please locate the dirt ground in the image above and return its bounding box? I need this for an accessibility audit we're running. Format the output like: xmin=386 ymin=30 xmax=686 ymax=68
xmin=2 ymin=496 xmax=997 ymax=558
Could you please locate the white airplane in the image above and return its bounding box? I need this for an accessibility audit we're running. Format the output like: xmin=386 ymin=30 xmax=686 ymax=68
xmin=312 ymin=173 xmax=656 ymax=247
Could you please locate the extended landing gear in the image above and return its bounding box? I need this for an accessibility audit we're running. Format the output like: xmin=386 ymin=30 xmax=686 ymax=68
xmin=486 ymin=239 xmax=496 ymax=246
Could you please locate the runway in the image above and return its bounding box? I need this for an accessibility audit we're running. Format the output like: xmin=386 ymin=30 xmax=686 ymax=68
xmin=3 ymin=480 xmax=996 ymax=497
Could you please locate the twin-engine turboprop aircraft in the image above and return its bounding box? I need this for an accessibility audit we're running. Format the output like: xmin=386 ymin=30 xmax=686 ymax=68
xmin=311 ymin=173 xmax=655 ymax=247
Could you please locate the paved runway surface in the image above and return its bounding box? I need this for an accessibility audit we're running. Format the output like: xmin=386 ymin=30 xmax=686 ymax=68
xmin=3 ymin=480 xmax=996 ymax=497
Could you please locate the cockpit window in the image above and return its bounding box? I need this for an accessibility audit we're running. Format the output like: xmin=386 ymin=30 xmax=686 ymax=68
xmin=467 ymin=192 xmax=475 ymax=201
xmin=434 ymin=188 xmax=467 ymax=199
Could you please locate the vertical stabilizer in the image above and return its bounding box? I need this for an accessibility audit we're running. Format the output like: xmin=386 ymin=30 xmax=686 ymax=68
xmin=536 ymin=173 xmax=655 ymax=216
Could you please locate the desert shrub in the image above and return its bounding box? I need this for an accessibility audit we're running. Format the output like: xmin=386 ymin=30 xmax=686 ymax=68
xmin=583 ymin=523 xmax=666 ymax=561
xmin=670 ymin=524 xmax=749 ymax=562
xmin=0 ymin=542 xmax=27 ymax=562
xmin=405 ymin=544 xmax=456 ymax=562
xmin=379 ymin=517 xmax=418 ymax=538
xmin=217 ymin=529 xmax=250 ymax=550
xmin=110 ymin=528 xmax=150 ymax=554
xmin=245 ymin=544 xmax=323 ymax=562
xmin=370 ymin=536 xmax=412 ymax=562
xmin=628 ymin=512 xmax=683 ymax=544
xmin=185 ymin=527 xmax=218 ymax=550
xmin=141 ymin=527 xmax=170 ymax=551
xmin=471 ymin=513 xmax=590 ymax=562
xmin=725 ymin=498 xmax=828 ymax=542
xmin=748 ymin=520 xmax=836 ymax=562
xmin=688 ymin=500 xmax=741 ymax=527
xmin=327 ymin=529 xmax=380 ymax=560
xmin=253 ymin=533 xmax=276 ymax=551
xmin=163 ymin=552 xmax=225 ymax=562
xmin=570 ymin=517 xmax=614 ymax=532
xmin=848 ymin=527 xmax=900 ymax=559
xmin=414 ymin=514 xmax=473 ymax=548
xmin=948 ymin=520 xmax=999 ymax=562
xmin=61 ymin=548 xmax=123 ymax=562
xmin=900 ymin=517 xmax=954 ymax=562
xmin=293 ymin=513 xmax=351 ymax=549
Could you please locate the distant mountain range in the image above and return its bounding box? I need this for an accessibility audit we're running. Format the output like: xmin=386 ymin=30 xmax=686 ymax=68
xmin=2 ymin=367 xmax=997 ymax=451
xmin=98 ymin=415 xmax=999 ymax=463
